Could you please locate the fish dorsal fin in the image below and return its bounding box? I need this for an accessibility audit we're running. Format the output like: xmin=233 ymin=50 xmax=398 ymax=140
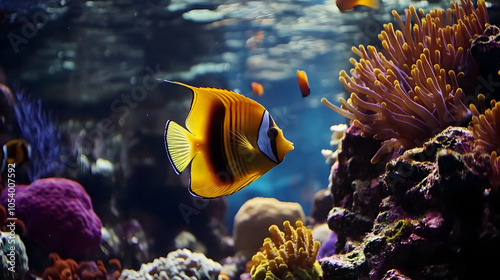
xmin=167 ymin=81 xmax=264 ymax=137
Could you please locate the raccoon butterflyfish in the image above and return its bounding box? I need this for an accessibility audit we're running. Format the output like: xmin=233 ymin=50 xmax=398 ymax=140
xmin=296 ymin=70 xmax=310 ymax=98
xmin=164 ymin=81 xmax=294 ymax=198
xmin=336 ymin=0 xmax=379 ymax=12
xmin=0 ymin=139 xmax=31 ymax=173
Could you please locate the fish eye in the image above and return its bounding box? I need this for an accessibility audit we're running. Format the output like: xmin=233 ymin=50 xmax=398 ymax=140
xmin=267 ymin=127 xmax=278 ymax=140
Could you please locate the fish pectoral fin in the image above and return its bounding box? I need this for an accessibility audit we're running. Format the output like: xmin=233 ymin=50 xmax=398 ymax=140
xmin=165 ymin=120 xmax=197 ymax=174
xmin=231 ymin=130 xmax=255 ymax=153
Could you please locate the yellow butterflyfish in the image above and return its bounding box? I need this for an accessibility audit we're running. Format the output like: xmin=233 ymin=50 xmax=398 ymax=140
xmin=164 ymin=81 xmax=294 ymax=198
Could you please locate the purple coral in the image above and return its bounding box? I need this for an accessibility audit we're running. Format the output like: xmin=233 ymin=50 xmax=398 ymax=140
xmin=0 ymin=178 xmax=102 ymax=258
xmin=14 ymin=90 xmax=66 ymax=181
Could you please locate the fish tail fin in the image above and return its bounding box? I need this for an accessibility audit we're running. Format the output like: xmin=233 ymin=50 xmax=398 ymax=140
xmin=165 ymin=120 xmax=197 ymax=174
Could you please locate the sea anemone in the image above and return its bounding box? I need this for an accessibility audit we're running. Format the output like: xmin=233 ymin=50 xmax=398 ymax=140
xmin=322 ymin=0 xmax=489 ymax=163
xmin=469 ymin=97 xmax=500 ymax=154
xmin=251 ymin=220 xmax=322 ymax=280
xmin=469 ymin=97 xmax=500 ymax=187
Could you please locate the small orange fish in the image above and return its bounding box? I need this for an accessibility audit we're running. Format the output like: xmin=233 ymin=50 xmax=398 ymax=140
xmin=1 ymin=139 xmax=31 ymax=173
xmin=296 ymin=70 xmax=310 ymax=98
xmin=251 ymin=82 xmax=264 ymax=96
xmin=336 ymin=0 xmax=380 ymax=12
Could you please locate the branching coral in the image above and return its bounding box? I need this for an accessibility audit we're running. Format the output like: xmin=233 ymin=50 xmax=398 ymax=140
xmin=322 ymin=0 xmax=489 ymax=163
xmin=251 ymin=220 xmax=322 ymax=280
xmin=469 ymin=97 xmax=500 ymax=187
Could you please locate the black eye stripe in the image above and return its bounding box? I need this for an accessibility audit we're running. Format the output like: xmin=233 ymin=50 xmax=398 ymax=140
xmin=267 ymin=127 xmax=279 ymax=163
xmin=268 ymin=114 xmax=275 ymax=127
xmin=267 ymin=127 xmax=278 ymax=139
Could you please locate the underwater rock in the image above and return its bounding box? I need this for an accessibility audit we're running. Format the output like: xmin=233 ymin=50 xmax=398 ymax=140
xmin=174 ymin=230 xmax=207 ymax=254
xmin=382 ymin=269 xmax=412 ymax=280
xmin=329 ymin=125 xmax=388 ymax=210
xmin=310 ymin=189 xmax=333 ymax=225
xmin=471 ymin=24 xmax=500 ymax=102
xmin=321 ymin=127 xmax=499 ymax=279
xmin=119 ymin=248 xmax=222 ymax=280
xmin=101 ymin=220 xmax=149 ymax=270
xmin=0 ymin=178 xmax=102 ymax=258
xmin=327 ymin=125 xmax=389 ymax=251
xmin=1 ymin=231 xmax=29 ymax=280
xmin=233 ymin=197 xmax=305 ymax=260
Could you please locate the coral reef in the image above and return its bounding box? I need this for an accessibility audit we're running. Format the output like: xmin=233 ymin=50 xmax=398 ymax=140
xmin=42 ymin=253 xmax=121 ymax=280
xmin=322 ymin=0 xmax=489 ymax=163
xmin=1 ymin=231 xmax=29 ymax=280
xmin=320 ymin=127 xmax=498 ymax=279
xmin=119 ymin=248 xmax=222 ymax=280
xmin=233 ymin=197 xmax=305 ymax=260
xmin=251 ymin=220 xmax=322 ymax=280
xmin=0 ymin=178 xmax=102 ymax=258
xmin=13 ymin=91 xmax=65 ymax=181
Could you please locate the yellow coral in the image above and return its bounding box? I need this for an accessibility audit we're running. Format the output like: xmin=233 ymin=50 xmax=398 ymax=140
xmin=322 ymin=0 xmax=489 ymax=163
xmin=251 ymin=220 xmax=322 ymax=280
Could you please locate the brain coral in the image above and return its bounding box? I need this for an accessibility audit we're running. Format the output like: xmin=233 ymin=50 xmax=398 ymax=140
xmin=322 ymin=0 xmax=489 ymax=163
xmin=0 ymin=178 xmax=102 ymax=258
xmin=119 ymin=248 xmax=221 ymax=280
xmin=251 ymin=220 xmax=322 ymax=280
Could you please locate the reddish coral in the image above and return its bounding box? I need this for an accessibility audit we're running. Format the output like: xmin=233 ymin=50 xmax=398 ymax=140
xmin=42 ymin=253 xmax=78 ymax=280
xmin=77 ymin=261 xmax=106 ymax=280
xmin=42 ymin=253 xmax=122 ymax=280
